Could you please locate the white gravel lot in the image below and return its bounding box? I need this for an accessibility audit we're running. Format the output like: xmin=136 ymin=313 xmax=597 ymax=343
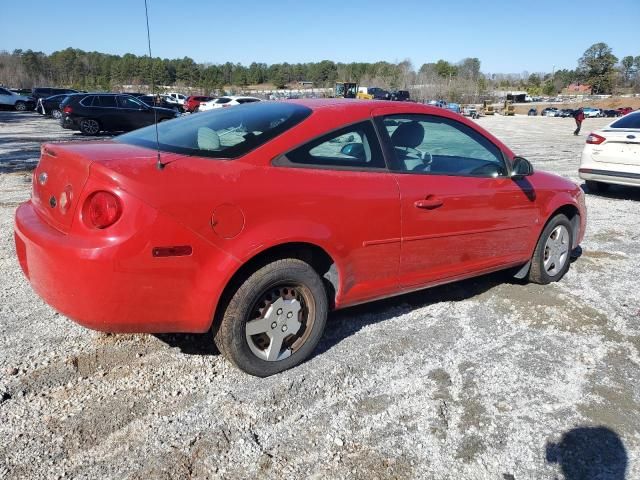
xmin=1 ymin=111 xmax=639 ymax=479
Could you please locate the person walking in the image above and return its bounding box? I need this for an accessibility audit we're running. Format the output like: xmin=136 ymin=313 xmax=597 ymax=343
xmin=574 ymin=107 xmax=585 ymax=135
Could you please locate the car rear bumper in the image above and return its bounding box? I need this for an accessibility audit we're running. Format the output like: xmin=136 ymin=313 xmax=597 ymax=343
xmin=579 ymin=168 xmax=640 ymax=187
xmin=14 ymin=200 xmax=236 ymax=333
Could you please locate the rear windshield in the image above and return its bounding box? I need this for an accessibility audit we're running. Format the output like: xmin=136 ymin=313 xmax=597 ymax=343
xmin=116 ymin=102 xmax=312 ymax=159
xmin=610 ymin=112 xmax=640 ymax=129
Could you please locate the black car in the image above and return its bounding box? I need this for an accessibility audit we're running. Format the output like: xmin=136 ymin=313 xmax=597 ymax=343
xmin=138 ymin=95 xmax=183 ymax=112
xmin=558 ymin=109 xmax=575 ymax=118
xmin=602 ymin=109 xmax=618 ymax=118
xmin=60 ymin=93 xmax=179 ymax=135
xmin=367 ymin=87 xmax=390 ymax=100
xmin=528 ymin=108 xmax=538 ymax=116
xmin=390 ymin=90 xmax=410 ymax=101
xmin=32 ymin=87 xmax=80 ymax=102
xmin=36 ymin=94 xmax=71 ymax=118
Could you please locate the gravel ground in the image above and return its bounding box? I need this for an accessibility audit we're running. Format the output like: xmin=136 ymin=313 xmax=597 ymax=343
xmin=1 ymin=111 xmax=639 ymax=479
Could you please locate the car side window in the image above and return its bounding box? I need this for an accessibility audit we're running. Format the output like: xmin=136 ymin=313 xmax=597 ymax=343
xmin=379 ymin=114 xmax=507 ymax=177
xmin=98 ymin=95 xmax=117 ymax=108
xmin=0 ymin=88 xmax=10 ymax=95
xmin=118 ymin=96 xmax=144 ymax=109
xmin=284 ymin=121 xmax=385 ymax=169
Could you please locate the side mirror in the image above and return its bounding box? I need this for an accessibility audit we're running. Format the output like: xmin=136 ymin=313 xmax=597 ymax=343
xmin=511 ymin=156 xmax=534 ymax=179
xmin=340 ymin=142 xmax=365 ymax=159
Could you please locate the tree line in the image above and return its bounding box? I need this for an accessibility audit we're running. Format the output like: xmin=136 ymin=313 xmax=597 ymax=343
xmin=0 ymin=43 xmax=638 ymax=99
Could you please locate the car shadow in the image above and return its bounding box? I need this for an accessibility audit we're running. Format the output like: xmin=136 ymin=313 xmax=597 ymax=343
xmin=315 ymin=269 xmax=515 ymax=357
xmin=546 ymin=426 xmax=627 ymax=479
xmin=580 ymin=182 xmax=640 ymax=201
xmin=155 ymin=269 xmax=515 ymax=359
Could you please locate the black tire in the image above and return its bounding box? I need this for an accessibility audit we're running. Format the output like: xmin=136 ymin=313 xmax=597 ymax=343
xmin=14 ymin=101 xmax=26 ymax=111
xmin=585 ymin=180 xmax=609 ymax=193
xmin=528 ymin=214 xmax=573 ymax=285
xmin=214 ymin=258 xmax=328 ymax=376
xmin=79 ymin=118 xmax=100 ymax=136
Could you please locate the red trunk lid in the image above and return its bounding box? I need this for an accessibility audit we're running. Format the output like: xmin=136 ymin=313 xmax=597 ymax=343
xmin=31 ymin=141 xmax=157 ymax=233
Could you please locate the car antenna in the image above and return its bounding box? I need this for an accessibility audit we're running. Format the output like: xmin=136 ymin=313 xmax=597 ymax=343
xmin=144 ymin=0 xmax=164 ymax=170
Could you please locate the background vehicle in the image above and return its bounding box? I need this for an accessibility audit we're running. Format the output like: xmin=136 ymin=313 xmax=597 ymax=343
xmin=602 ymin=109 xmax=618 ymax=118
xmin=36 ymin=94 xmax=70 ymax=118
xmin=357 ymin=87 xmax=389 ymax=100
xmin=482 ymin=100 xmax=495 ymax=115
xmin=582 ymin=107 xmax=601 ymax=118
xmin=390 ymin=90 xmax=410 ymax=101
xmin=139 ymin=94 xmax=182 ymax=112
xmin=445 ymin=102 xmax=461 ymax=114
xmin=559 ymin=109 xmax=575 ymax=118
xmin=15 ymin=100 xmax=586 ymax=376
xmin=501 ymin=100 xmax=515 ymax=116
xmin=462 ymin=105 xmax=480 ymax=119
xmin=60 ymin=93 xmax=179 ymax=135
xmin=165 ymin=92 xmax=187 ymax=105
xmin=198 ymin=95 xmax=261 ymax=111
xmin=0 ymin=87 xmax=34 ymax=111
xmin=184 ymin=95 xmax=214 ymax=113
xmin=579 ymin=111 xmax=640 ymax=192
xmin=31 ymin=87 xmax=79 ymax=104
xmin=528 ymin=108 xmax=538 ymax=116
xmin=617 ymin=107 xmax=633 ymax=116
xmin=541 ymin=107 xmax=559 ymax=117
xmin=335 ymin=82 xmax=358 ymax=98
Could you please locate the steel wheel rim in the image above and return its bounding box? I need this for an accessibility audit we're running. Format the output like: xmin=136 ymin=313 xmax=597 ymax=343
xmin=82 ymin=120 xmax=99 ymax=134
xmin=52 ymin=109 xmax=62 ymax=119
xmin=245 ymin=283 xmax=315 ymax=362
xmin=543 ymin=225 xmax=570 ymax=276
xmin=15 ymin=103 xmax=25 ymax=111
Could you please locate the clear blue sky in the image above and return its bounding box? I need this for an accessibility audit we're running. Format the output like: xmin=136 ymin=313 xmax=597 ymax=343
xmin=2 ymin=0 xmax=638 ymax=73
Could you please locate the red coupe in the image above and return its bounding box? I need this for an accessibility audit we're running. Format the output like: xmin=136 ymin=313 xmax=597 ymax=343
xmin=14 ymin=100 xmax=586 ymax=376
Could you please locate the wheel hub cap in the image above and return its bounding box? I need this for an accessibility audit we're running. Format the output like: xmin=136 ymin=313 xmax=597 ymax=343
xmin=246 ymin=297 xmax=302 ymax=362
xmin=543 ymin=225 xmax=570 ymax=276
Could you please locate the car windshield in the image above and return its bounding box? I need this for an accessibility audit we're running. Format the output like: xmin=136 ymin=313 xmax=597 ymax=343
xmin=610 ymin=112 xmax=640 ymax=129
xmin=116 ymin=102 xmax=312 ymax=159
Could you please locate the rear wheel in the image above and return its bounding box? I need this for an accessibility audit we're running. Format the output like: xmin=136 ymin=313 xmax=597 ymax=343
xmin=586 ymin=180 xmax=609 ymax=193
xmin=528 ymin=214 xmax=573 ymax=284
xmin=51 ymin=109 xmax=62 ymax=119
xmin=79 ymin=118 xmax=100 ymax=136
xmin=214 ymin=258 xmax=328 ymax=376
xmin=14 ymin=101 xmax=26 ymax=111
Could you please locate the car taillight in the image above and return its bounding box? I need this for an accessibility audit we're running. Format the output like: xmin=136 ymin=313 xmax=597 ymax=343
xmin=63 ymin=106 xmax=73 ymax=114
xmin=84 ymin=191 xmax=122 ymax=229
xmin=586 ymin=133 xmax=606 ymax=145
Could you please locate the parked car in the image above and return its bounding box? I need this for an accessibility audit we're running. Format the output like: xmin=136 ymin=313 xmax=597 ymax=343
xmin=0 ymin=86 xmax=34 ymax=111
xmin=602 ymin=109 xmax=618 ymax=118
xmin=582 ymin=107 xmax=601 ymax=118
xmin=579 ymin=110 xmax=640 ymax=192
xmin=138 ymin=95 xmax=183 ymax=112
xmin=558 ymin=109 xmax=575 ymax=118
xmin=390 ymin=90 xmax=410 ymax=101
xmin=462 ymin=106 xmax=480 ymax=119
xmin=15 ymin=100 xmax=586 ymax=376
xmin=166 ymin=92 xmax=187 ymax=106
xmin=528 ymin=108 xmax=538 ymax=116
xmin=541 ymin=107 xmax=559 ymax=117
xmin=36 ymin=94 xmax=71 ymax=118
xmin=59 ymin=93 xmax=179 ymax=135
xmin=184 ymin=95 xmax=214 ymax=113
xmin=445 ymin=103 xmax=461 ymax=114
xmin=198 ymin=96 xmax=261 ymax=111
xmin=616 ymin=107 xmax=633 ymax=116
xmin=31 ymin=87 xmax=80 ymax=104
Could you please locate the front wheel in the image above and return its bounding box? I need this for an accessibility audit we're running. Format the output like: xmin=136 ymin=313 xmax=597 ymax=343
xmin=528 ymin=214 xmax=573 ymax=284
xmin=214 ymin=258 xmax=328 ymax=376
xmin=79 ymin=118 xmax=100 ymax=135
xmin=14 ymin=101 xmax=26 ymax=111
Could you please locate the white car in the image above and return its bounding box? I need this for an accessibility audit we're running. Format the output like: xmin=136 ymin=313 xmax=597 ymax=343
xmin=582 ymin=107 xmax=601 ymax=118
xmin=198 ymin=96 xmax=261 ymax=111
xmin=579 ymin=111 xmax=640 ymax=191
xmin=0 ymin=87 xmax=34 ymax=111
xmin=165 ymin=92 xmax=187 ymax=105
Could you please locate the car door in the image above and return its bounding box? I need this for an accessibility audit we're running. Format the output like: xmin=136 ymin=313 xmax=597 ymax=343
xmin=272 ymin=119 xmax=401 ymax=305
xmin=375 ymin=113 xmax=538 ymax=288
xmin=93 ymin=95 xmax=121 ymax=130
xmin=117 ymin=95 xmax=151 ymax=130
xmin=0 ymin=87 xmax=14 ymax=106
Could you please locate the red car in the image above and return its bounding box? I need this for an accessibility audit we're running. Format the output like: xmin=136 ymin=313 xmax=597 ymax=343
xmin=616 ymin=107 xmax=633 ymax=116
xmin=184 ymin=95 xmax=214 ymax=113
xmin=14 ymin=100 xmax=586 ymax=376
